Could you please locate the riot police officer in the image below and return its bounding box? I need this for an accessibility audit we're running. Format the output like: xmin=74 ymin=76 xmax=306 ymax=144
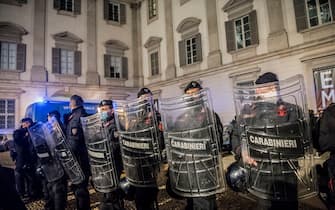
xmin=97 ymin=99 xmax=125 ymax=210
xmin=229 ymin=72 xmax=316 ymax=210
xmin=65 ymin=95 xmax=91 ymax=210
xmin=133 ymin=88 xmax=160 ymax=210
xmin=182 ymin=81 xmax=223 ymax=210
xmin=44 ymin=111 xmax=68 ymax=210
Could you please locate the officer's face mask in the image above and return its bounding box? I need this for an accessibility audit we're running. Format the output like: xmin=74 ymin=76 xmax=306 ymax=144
xmin=99 ymin=106 xmax=114 ymax=122
xmin=100 ymin=111 xmax=109 ymax=121
xmin=256 ymin=85 xmax=279 ymax=100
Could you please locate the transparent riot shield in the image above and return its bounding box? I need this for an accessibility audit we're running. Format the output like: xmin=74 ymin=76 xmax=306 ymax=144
xmin=44 ymin=117 xmax=85 ymax=185
xmin=81 ymin=113 xmax=119 ymax=193
xmin=233 ymin=74 xmax=317 ymax=201
xmin=159 ymin=89 xmax=225 ymax=197
xmin=114 ymin=97 xmax=161 ymax=187
xmin=28 ymin=122 xmax=64 ymax=183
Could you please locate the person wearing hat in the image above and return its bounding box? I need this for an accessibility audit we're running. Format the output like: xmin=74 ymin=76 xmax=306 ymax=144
xmin=97 ymin=99 xmax=125 ymax=210
xmin=129 ymin=87 xmax=162 ymax=210
xmin=178 ymin=81 xmax=223 ymax=210
xmin=38 ymin=110 xmax=68 ymax=210
xmin=229 ymin=72 xmax=302 ymax=210
xmin=65 ymin=95 xmax=91 ymax=210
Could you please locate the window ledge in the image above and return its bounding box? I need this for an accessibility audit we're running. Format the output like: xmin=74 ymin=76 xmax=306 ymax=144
xmin=53 ymin=73 xmax=79 ymax=78
xmin=300 ymin=22 xmax=335 ymax=34
xmin=229 ymin=44 xmax=258 ymax=55
xmin=181 ymin=62 xmax=201 ymax=74
xmin=0 ymin=0 xmax=23 ymax=6
xmin=105 ymin=20 xmax=122 ymax=26
xmin=148 ymin=15 xmax=158 ymax=25
xmin=105 ymin=77 xmax=127 ymax=81
xmin=0 ymin=70 xmax=20 ymax=80
xmin=148 ymin=73 xmax=161 ymax=80
xmin=0 ymin=69 xmax=23 ymax=73
xmin=57 ymin=10 xmax=77 ymax=17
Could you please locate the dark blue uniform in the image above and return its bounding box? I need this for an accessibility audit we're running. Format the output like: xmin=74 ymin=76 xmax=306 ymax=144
xmin=13 ymin=126 xmax=41 ymax=199
xmin=66 ymin=106 xmax=91 ymax=210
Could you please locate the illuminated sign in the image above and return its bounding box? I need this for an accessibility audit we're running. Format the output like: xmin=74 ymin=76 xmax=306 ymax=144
xmin=313 ymin=66 xmax=335 ymax=110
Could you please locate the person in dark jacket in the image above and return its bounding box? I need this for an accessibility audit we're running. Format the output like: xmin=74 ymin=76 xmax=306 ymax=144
xmin=97 ymin=99 xmax=125 ymax=210
xmin=0 ymin=164 xmax=27 ymax=210
xmin=39 ymin=110 xmax=68 ymax=210
xmin=65 ymin=95 xmax=91 ymax=210
xmin=14 ymin=118 xmax=41 ymax=201
xmin=230 ymin=72 xmax=301 ymax=210
xmin=182 ymin=81 xmax=223 ymax=210
xmin=131 ymin=88 xmax=161 ymax=210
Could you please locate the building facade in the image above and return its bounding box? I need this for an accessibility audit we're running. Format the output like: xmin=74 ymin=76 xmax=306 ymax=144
xmin=0 ymin=0 xmax=335 ymax=134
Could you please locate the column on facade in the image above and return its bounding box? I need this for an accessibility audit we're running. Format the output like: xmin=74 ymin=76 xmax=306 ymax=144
xmin=205 ymin=0 xmax=222 ymax=68
xmin=131 ymin=2 xmax=144 ymax=87
xmin=31 ymin=0 xmax=47 ymax=81
xmin=86 ymin=0 xmax=100 ymax=85
xmin=266 ymin=0 xmax=289 ymax=52
xmin=164 ymin=0 xmax=176 ymax=79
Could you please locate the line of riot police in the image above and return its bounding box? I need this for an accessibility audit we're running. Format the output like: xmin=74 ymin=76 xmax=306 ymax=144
xmin=7 ymin=73 xmax=334 ymax=210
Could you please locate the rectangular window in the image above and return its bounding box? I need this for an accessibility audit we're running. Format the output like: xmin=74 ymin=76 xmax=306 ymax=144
xmin=150 ymin=51 xmax=159 ymax=76
xmin=108 ymin=1 xmax=120 ymax=22
xmin=109 ymin=56 xmax=122 ymax=78
xmin=60 ymin=49 xmax=74 ymax=75
xmin=235 ymin=15 xmax=251 ymax=49
xmin=0 ymin=42 xmax=17 ymax=70
xmin=60 ymin=0 xmax=74 ymax=12
xmin=148 ymin=0 xmax=157 ymax=20
xmin=0 ymin=99 xmax=15 ymax=129
xmin=185 ymin=37 xmax=197 ymax=65
xmin=306 ymin=0 xmax=332 ymax=27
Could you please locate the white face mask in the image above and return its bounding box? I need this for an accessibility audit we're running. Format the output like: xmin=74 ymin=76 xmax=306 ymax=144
xmin=261 ymin=91 xmax=278 ymax=99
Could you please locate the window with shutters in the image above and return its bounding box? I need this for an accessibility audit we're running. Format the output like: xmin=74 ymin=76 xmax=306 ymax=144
xmin=109 ymin=1 xmax=120 ymax=22
xmin=54 ymin=0 xmax=81 ymax=15
xmin=104 ymin=0 xmax=126 ymax=25
xmin=294 ymin=0 xmax=335 ymax=32
xmin=109 ymin=56 xmax=122 ymax=78
xmin=60 ymin=49 xmax=75 ymax=75
xmin=0 ymin=23 xmax=27 ymax=72
xmin=104 ymin=40 xmax=129 ymax=80
xmin=185 ymin=36 xmax=198 ymax=65
xmin=0 ymin=42 xmax=17 ymax=70
xmin=306 ymin=0 xmax=332 ymax=27
xmin=0 ymin=41 xmax=26 ymax=72
xmin=150 ymin=51 xmax=159 ymax=76
xmin=178 ymin=33 xmax=202 ymax=67
xmin=60 ymin=0 xmax=73 ymax=12
xmin=52 ymin=32 xmax=82 ymax=77
xmin=148 ymin=0 xmax=158 ymax=20
xmin=224 ymin=10 xmax=259 ymax=53
xmin=235 ymin=15 xmax=251 ymax=49
xmin=144 ymin=36 xmax=162 ymax=79
xmin=0 ymin=99 xmax=15 ymax=129
xmin=176 ymin=17 xmax=202 ymax=67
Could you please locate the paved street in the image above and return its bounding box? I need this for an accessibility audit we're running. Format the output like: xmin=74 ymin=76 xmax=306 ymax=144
xmin=0 ymin=151 xmax=327 ymax=209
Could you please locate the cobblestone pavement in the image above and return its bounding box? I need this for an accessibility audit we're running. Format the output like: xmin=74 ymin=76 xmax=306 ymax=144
xmin=0 ymin=151 xmax=328 ymax=210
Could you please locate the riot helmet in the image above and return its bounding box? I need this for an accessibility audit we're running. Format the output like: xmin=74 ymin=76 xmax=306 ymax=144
xmin=137 ymin=87 xmax=152 ymax=98
xmin=98 ymin=99 xmax=114 ymax=122
xmin=226 ymin=161 xmax=248 ymax=192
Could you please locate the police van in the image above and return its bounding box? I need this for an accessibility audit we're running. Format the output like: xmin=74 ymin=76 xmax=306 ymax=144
xmin=25 ymin=100 xmax=99 ymax=123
